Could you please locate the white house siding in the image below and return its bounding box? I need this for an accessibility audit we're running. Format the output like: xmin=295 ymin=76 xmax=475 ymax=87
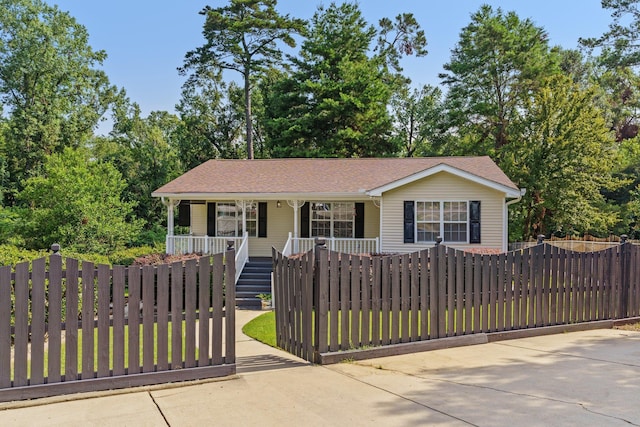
xmin=249 ymin=200 xmax=293 ymax=257
xmin=191 ymin=203 xmax=207 ymax=236
xmin=364 ymin=200 xmax=380 ymax=239
xmin=380 ymin=172 xmax=506 ymax=253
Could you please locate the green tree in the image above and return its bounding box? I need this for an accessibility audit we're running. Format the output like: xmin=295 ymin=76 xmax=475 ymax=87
xmin=440 ymin=5 xmax=561 ymax=158
xmin=580 ymin=0 xmax=640 ymax=68
xmin=390 ymin=84 xmax=445 ymax=157
xmin=264 ymin=3 xmax=425 ymax=158
xmin=0 ymin=0 xmax=119 ymax=204
xmin=181 ymin=0 xmax=306 ymax=160
xmin=502 ymin=76 xmax=620 ymax=239
xmin=176 ymin=75 xmax=245 ymax=168
xmin=19 ymin=148 xmax=142 ymax=254
xmin=101 ymin=102 xmax=183 ymax=241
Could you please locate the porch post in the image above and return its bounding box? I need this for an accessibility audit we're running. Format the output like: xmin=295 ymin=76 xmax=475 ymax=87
xmin=287 ymin=200 xmax=305 ymax=254
xmin=162 ymin=197 xmax=180 ymax=254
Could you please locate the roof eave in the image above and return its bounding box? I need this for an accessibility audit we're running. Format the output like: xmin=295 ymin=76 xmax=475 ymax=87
xmin=151 ymin=191 xmax=369 ymax=201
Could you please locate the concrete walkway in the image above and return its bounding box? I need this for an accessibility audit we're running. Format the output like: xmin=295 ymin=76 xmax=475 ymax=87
xmin=1 ymin=311 xmax=640 ymax=426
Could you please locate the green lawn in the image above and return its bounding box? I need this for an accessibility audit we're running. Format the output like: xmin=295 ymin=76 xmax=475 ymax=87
xmin=12 ymin=321 xmax=190 ymax=380
xmin=242 ymin=311 xmax=276 ymax=347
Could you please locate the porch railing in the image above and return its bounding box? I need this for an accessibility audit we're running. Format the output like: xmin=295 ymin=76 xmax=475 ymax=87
xmin=166 ymin=235 xmax=244 ymax=256
xmin=235 ymin=232 xmax=249 ymax=284
xmin=283 ymin=234 xmax=379 ymax=256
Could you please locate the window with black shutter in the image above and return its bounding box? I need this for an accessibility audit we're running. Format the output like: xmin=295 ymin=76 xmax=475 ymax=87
xmin=178 ymin=201 xmax=191 ymax=227
xmin=355 ymin=202 xmax=365 ymax=238
xmin=469 ymin=200 xmax=481 ymax=244
xmin=207 ymin=202 xmax=216 ymax=236
xmin=403 ymin=201 xmax=415 ymax=243
xmin=258 ymin=202 xmax=267 ymax=237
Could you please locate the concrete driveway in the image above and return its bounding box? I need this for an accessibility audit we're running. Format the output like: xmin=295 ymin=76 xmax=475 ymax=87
xmin=1 ymin=310 xmax=639 ymax=426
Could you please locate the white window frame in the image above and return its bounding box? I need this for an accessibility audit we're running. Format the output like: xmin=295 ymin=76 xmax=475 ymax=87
xmin=216 ymin=202 xmax=258 ymax=238
xmin=310 ymin=202 xmax=355 ymax=238
xmin=416 ymin=201 xmax=469 ymax=243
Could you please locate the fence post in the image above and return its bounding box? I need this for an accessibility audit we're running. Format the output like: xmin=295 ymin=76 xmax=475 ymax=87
xmin=314 ymin=238 xmax=328 ymax=361
xmin=620 ymin=235 xmax=629 ymax=318
xmin=537 ymin=234 xmax=545 ymax=245
xmin=225 ymin=241 xmax=236 ymax=364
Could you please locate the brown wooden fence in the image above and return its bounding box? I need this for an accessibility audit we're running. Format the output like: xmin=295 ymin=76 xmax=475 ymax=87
xmin=272 ymin=242 xmax=640 ymax=363
xmin=0 ymin=249 xmax=236 ymax=402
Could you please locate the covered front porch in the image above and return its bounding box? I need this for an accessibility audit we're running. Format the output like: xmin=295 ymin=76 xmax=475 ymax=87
xmin=161 ymin=198 xmax=381 ymax=282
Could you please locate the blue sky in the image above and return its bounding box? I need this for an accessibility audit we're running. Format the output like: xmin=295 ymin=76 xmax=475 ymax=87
xmin=46 ymin=1 xmax=613 ymax=118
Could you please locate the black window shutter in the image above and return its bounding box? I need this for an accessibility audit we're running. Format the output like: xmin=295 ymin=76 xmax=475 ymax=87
xmin=355 ymin=202 xmax=365 ymax=238
xmin=207 ymin=202 xmax=216 ymax=236
xmin=470 ymin=201 xmax=481 ymax=244
xmin=258 ymin=202 xmax=267 ymax=238
xmin=300 ymin=203 xmax=310 ymax=238
xmin=178 ymin=201 xmax=191 ymax=227
xmin=403 ymin=201 xmax=415 ymax=243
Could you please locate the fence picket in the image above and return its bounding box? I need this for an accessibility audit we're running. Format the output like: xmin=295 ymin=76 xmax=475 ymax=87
xmin=401 ymin=254 xmax=410 ymax=342
xmin=97 ymin=264 xmax=111 ymax=377
xmin=391 ymin=255 xmax=401 ymax=344
xmin=362 ymin=256 xmax=371 ymax=346
xmin=0 ymin=266 xmax=10 ymax=388
xmin=128 ymin=266 xmax=141 ymax=374
xmin=340 ymin=254 xmax=351 ymax=350
xmin=352 ymin=255 xmax=362 ymax=347
xmin=447 ymin=248 xmax=455 ymax=336
xmin=184 ymin=260 xmax=197 ymax=368
xmin=329 ymin=250 xmax=340 ymax=351
xmin=48 ymin=254 xmax=63 ymax=383
xmin=430 ymin=248 xmax=439 ymax=339
xmin=211 ymin=254 xmax=224 ymax=365
xmin=112 ymin=265 xmax=126 ymax=376
xmin=505 ymin=251 xmax=514 ymax=330
xmin=410 ymin=252 xmax=419 ymax=341
xmin=13 ymin=262 xmax=29 ymax=386
xmin=197 ymin=259 xmax=210 ymax=366
xmin=317 ymin=249 xmax=329 ymax=355
xmin=473 ymin=253 xmax=482 ymax=333
xmin=81 ymin=262 xmax=95 ymax=380
xmin=420 ymin=250 xmax=429 ymax=340
xmin=372 ymin=255 xmax=382 ymax=346
xmin=465 ymin=252 xmax=473 ymax=334
xmin=30 ymin=258 xmax=46 ymax=385
xmin=381 ymin=256 xmax=391 ymax=345
xmin=497 ymin=253 xmax=506 ymax=331
xmin=65 ymin=258 xmax=79 ymax=381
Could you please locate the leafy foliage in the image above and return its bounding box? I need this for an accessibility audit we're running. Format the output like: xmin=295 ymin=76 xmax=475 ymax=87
xmin=19 ymin=148 xmax=142 ymax=254
xmin=0 ymin=0 xmax=120 ymax=204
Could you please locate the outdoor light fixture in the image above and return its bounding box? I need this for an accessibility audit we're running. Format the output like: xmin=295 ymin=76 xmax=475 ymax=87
xmin=276 ymin=200 xmax=282 ymax=208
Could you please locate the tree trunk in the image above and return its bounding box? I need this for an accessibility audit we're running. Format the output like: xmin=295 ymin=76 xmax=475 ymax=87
xmin=244 ymin=69 xmax=254 ymax=160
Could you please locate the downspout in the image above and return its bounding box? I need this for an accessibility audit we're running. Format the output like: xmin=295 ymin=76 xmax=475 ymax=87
xmin=504 ymin=188 xmax=526 ymax=251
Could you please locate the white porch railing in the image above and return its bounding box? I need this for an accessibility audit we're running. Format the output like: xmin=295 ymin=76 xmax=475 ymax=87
xmin=282 ymin=234 xmax=380 ymax=255
xmin=165 ymin=234 xmax=249 ymax=284
xmin=235 ymin=232 xmax=249 ymax=284
xmin=166 ymin=235 xmax=244 ymax=256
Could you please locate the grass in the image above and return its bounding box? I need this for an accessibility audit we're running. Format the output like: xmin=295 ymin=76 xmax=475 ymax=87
xmin=242 ymin=311 xmax=276 ymax=348
xmin=12 ymin=321 xmax=190 ymax=380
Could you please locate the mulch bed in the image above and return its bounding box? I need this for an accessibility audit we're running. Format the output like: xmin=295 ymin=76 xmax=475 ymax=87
xmin=133 ymin=252 xmax=204 ymax=266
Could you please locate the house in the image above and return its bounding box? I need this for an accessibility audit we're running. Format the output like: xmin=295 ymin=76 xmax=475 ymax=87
xmin=152 ymin=156 xmax=524 ymax=264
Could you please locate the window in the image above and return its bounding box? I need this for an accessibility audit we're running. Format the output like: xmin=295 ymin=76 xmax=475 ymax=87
xmin=310 ymin=202 xmax=355 ymax=238
xmin=216 ymin=202 xmax=258 ymax=237
xmin=416 ymin=201 xmax=468 ymax=243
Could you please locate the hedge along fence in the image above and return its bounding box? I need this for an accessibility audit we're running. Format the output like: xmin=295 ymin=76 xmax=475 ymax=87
xmin=272 ymin=241 xmax=640 ymax=364
xmin=0 ymin=246 xmax=236 ymax=402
